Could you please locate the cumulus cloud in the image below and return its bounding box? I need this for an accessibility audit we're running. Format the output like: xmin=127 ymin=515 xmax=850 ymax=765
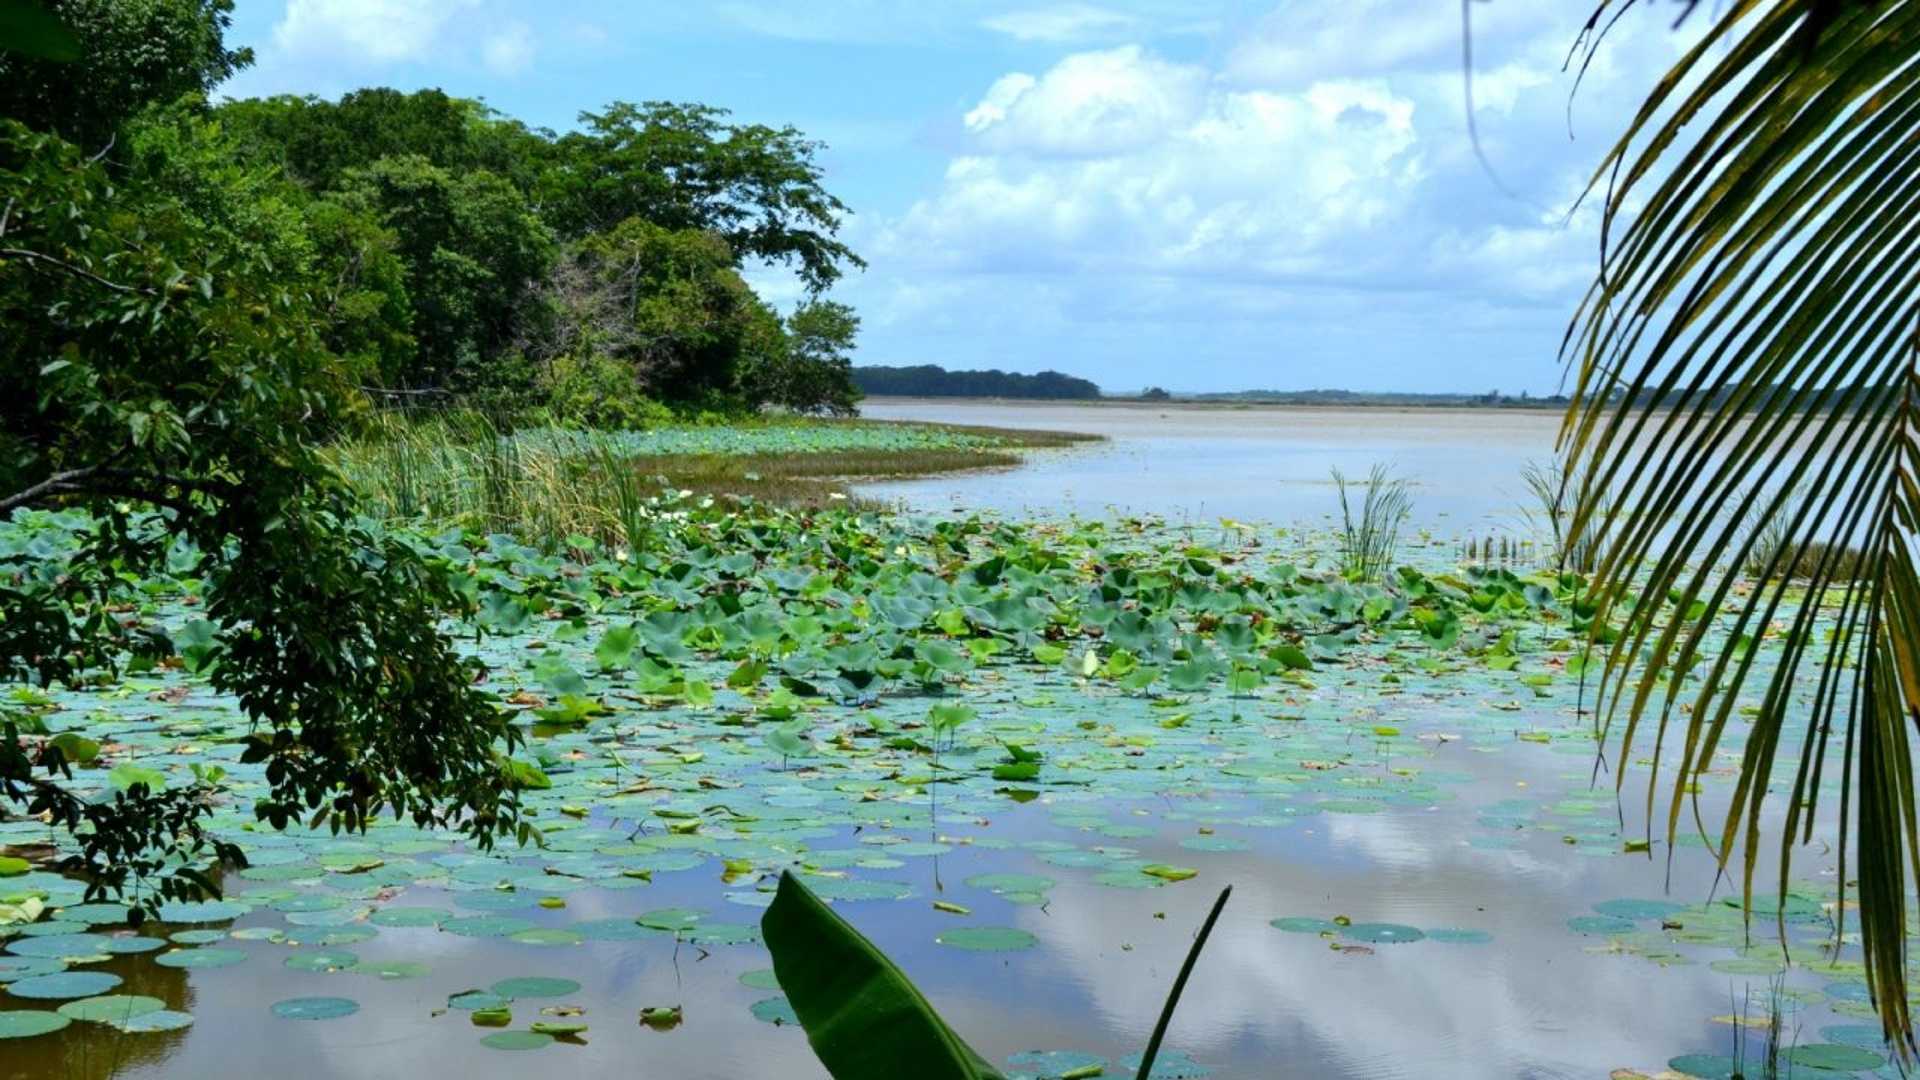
xmin=481 ymin=22 xmax=534 ymax=75
xmin=840 ymin=5 xmax=1709 ymax=391
xmin=981 ymin=4 xmax=1138 ymax=43
xmin=271 ymin=0 xmax=481 ymax=64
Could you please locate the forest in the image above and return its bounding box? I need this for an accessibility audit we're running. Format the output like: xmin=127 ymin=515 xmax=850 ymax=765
xmin=1 ymin=4 xmax=866 ymax=431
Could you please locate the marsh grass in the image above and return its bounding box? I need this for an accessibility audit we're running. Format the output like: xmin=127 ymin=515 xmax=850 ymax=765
xmin=329 ymin=411 xmax=1094 ymax=549
xmin=1520 ymin=459 xmax=1614 ymax=574
xmin=1332 ymin=464 xmax=1411 ymax=582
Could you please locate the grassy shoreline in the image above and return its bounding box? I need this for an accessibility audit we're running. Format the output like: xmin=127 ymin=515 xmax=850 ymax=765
xmin=329 ymin=413 xmax=1101 ymax=547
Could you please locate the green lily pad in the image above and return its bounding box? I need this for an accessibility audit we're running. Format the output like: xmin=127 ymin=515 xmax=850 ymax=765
xmin=0 ymin=1010 xmax=70 ymax=1038
xmin=271 ymin=997 xmax=360 ymax=1020
xmin=748 ymin=996 xmax=798 ymax=1025
xmin=935 ymin=926 xmax=1038 ymax=952
xmin=57 ymin=995 xmax=165 ymax=1024
xmin=1341 ymin=923 xmax=1425 ymax=944
xmin=490 ymin=977 xmax=581 ymax=999
xmin=5 ymin=971 xmax=121 ymax=999
xmin=480 ymin=1030 xmax=554 ymax=1051
xmin=155 ymin=947 xmax=247 ymax=969
xmin=120 ymin=1009 xmax=195 ymax=1032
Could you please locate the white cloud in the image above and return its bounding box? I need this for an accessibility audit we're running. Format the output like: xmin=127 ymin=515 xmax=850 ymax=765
xmin=272 ymin=0 xmax=480 ymax=64
xmin=960 ymin=47 xmax=1206 ymax=156
xmin=981 ymin=3 xmax=1138 ymax=43
xmin=481 ymin=22 xmax=534 ymax=76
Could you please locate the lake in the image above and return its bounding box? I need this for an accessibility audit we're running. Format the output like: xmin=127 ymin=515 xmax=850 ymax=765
xmin=0 ymin=413 xmax=1878 ymax=1080
xmin=857 ymin=399 xmax=1566 ymax=532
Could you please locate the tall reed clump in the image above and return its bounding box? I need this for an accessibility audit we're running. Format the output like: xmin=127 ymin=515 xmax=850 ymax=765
xmin=327 ymin=410 xmax=661 ymax=554
xmin=1520 ymin=459 xmax=1613 ymax=575
xmin=1332 ymin=464 xmax=1411 ymax=582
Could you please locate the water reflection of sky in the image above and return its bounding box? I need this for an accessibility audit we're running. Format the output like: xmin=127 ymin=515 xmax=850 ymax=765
xmin=857 ymin=400 xmax=1565 ymax=530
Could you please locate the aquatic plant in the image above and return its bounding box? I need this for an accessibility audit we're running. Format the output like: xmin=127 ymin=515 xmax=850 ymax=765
xmin=1332 ymin=464 xmax=1412 ymax=582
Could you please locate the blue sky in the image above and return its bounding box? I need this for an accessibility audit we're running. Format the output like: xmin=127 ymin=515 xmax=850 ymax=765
xmin=221 ymin=2 xmax=1704 ymax=394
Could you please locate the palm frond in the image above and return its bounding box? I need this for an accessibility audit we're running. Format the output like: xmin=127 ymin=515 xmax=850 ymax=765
xmin=1564 ymin=0 xmax=1920 ymax=1050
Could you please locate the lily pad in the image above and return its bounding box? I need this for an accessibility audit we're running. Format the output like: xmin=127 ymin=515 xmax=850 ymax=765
xmin=271 ymin=996 xmax=361 ymax=1020
xmin=1341 ymin=923 xmax=1425 ymax=944
xmin=480 ymin=1030 xmax=554 ymax=1051
xmin=0 ymin=1010 xmax=70 ymax=1038
xmin=490 ymin=976 xmax=581 ymax=999
xmin=935 ymin=926 xmax=1039 ymax=952
xmin=58 ymin=995 xmax=165 ymax=1024
xmin=5 ymin=971 xmax=121 ymax=999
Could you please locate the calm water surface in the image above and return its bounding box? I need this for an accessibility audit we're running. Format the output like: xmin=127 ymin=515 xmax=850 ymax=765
xmin=857 ymin=399 xmax=1565 ymax=529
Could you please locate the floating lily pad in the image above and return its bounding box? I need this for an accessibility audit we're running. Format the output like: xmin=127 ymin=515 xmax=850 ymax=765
xmin=1425 ymin=928 xmax=1493 ymax=945
xmin=739 ymin=969 xmax=781 ymax=991
xmin=935 ymin=927 xmax=1039 ymax=952
xmin=283 ymin=948 xmax=357 ymax=972
xmin=1341 ymin=923 xmax=1425 ymax=944
xmin=59 ymin=995 xmax=165 ymax=1024
xmin=0 ymin=1010 xmax=70 ymax=1038
xmin=369 ymin=907 xmax=447 ymax=928
xmin=1270 ymin=917 xmax=1338 ymax=935
xmin=748 ymin=996 xmax=798 ymax=1025
xmin=120 ymin=1009 xmax=194 ymax=1032
xmin=271 ymin=997 xmax=360 ymax=1020
xmin=1786 ymin=1043 xmax=1884 ymax=1071
xmin=1567 ymin=914 xmax=1636 ymax=935
xmin=508 ymin=928 xmax=584 ymax=947
xmin=154 ymin=899 xmax=251 ymax=923
xmin=480 ymin=1030 xmax=554 ymax=1051
xmin=1667 ymin=1053 xmax=1737 ymax=1079
xmin=5 ymin=971 xmax=121 ymax=999
xmin=442 ymin=915 xmax=535 ymax=939
xmin=490 ymin=977 xmax=581 ymax=999
xmin=155 ymin=947 xmax=247 ymax=969
xmin=1593 ymin=898 xmax=1686 ymax=921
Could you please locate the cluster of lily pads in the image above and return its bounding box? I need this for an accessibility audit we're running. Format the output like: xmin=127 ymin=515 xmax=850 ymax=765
xmin=511 ymin=421 xmax=1009 ymax=460
xmin=0 ymin=494 xmax=1888 ymax=1076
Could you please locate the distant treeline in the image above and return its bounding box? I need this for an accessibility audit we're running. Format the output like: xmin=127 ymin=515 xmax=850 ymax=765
xmin=855 ymin=365 xmax=1101 ymax=399
xmin=1185 ymin=388 xmax=1574 ymax=408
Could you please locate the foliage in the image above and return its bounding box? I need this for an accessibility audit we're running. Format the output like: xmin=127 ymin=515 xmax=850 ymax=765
xmin=743 ymin=300 xmax=863 ymax=416
xmin=217 ymin=88 xmax=548 ymax=194
xmin=853 ymin=364 xmax=1103 ymax=400
xmin=1560 ymin=0 xmax=1920 ymax=1047
xmin=1520 ymin=459 xmax=1611 ymax=575
xmin=762 ymin=871 xmax=1008 ymax=1078
xmin=1332 ymin=464 xmax=1412 ymax=583
xmin=0 ymin=0 xmax=250 ymax=149
xmin=328 ymin=154 xmax=553 ymax=391
xmin=545 ymin=101 xmax=864 ymax=292
xmin=0 ymin=120 xmax=524 ymax=910
xmin=543 ymin=353 xmax=676 ymax=431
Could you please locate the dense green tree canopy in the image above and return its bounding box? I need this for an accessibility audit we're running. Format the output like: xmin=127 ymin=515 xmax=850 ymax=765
xmin=328 ymin=154 xmax=553 ymax=390
xmin=0 ymin=0 xmax=250 ymax=149
xmin=0 ymin=117 xmax=528 ymax=906
xmin=547 ymin=101 xmax=865 ymax=293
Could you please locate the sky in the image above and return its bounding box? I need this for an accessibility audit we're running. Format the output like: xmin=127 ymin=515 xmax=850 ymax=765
xmin=219 ymin=1 xmax=1709 ymax=395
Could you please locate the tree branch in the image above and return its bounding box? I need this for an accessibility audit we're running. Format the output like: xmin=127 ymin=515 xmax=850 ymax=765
xmin=0 ymin=247 xmax=155 ymax=296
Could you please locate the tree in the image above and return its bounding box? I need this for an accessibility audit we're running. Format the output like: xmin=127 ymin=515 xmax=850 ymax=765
xmin=0 ymin=118 xmax=528 ymax=909
xmin=542 ymin=217 xmax=781 ymax=405
xmin=329 ymin=154 xmax=553 ymax=390
xmin=217 ymin=88 xmax=551 ymax=195
xmin=1557 ymin=0 xmax=1920 ymax=1047
xmin=547 ymin=101 xmax=865 ymax=292
xmin=742 ymin=300 xmax=863 ymax=415
xmin=0 ymin=0 xmax=251 ymax=150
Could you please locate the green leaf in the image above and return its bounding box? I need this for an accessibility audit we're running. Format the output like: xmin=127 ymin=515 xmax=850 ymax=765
xmin=761 ymin=871 xmax=1007 ymax=1079
xmin=0 ymin=0 xmax=81 ymax=61
xmin=48 ymin=732 xmax=99 ymax=765
xmin=107 ymin=763 xmax=166 ymax=792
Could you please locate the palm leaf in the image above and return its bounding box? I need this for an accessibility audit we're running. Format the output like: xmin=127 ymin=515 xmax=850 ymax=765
xmin=1563 ymin=0 xmax=1920 ymax=1052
